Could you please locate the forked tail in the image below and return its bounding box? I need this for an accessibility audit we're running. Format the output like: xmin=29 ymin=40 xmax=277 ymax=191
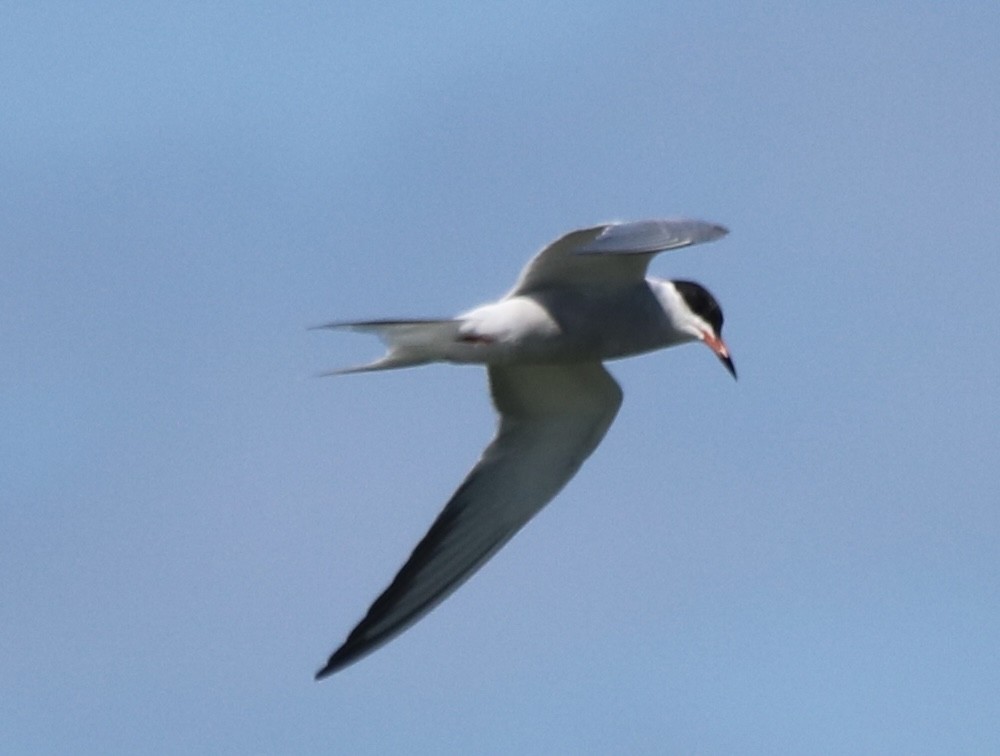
xmin=313 ymin=318 xmax=463 ymax=374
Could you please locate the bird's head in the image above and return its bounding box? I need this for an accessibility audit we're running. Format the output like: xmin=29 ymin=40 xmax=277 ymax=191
xmin=671 ymin=280 xmax=737 ymax=380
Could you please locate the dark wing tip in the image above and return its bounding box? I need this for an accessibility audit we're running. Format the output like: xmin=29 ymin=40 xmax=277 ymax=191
xmin=314 ymin=653 xmax=345 ymax=681
xmin=315 ymin=637 xmax=369 ymax=680
xmin=315 ymin=664 xmax=335 ymax=681
xmin=315 ymin=625 xmax=386 ymax=680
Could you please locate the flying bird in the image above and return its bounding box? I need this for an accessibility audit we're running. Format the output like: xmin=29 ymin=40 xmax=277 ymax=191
xmin=314 ymin=218 xmax=735 ymax=679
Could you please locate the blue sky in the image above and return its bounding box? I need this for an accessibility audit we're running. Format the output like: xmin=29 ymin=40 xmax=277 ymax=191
xmin=4 ymin=3 xmax=999 ymax=753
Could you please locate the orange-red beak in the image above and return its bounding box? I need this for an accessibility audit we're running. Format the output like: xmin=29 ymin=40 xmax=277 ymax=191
xmin=703 ymin=332 xmax=737 ymax=380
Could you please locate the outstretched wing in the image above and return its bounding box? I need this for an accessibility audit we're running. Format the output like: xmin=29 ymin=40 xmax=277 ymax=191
xmin=316 ymin=362 xmax=623 ymax=678
xmin=510 ymin=218 xmax=728 ymax=295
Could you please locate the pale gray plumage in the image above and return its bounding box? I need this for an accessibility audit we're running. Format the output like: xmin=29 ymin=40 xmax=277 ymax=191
xmin=315 ymin=218 xmax=734 ymax=679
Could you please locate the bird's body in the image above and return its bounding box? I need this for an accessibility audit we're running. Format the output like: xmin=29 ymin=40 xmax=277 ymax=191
xmin=315 ymin=218 xmax=735 ymax=678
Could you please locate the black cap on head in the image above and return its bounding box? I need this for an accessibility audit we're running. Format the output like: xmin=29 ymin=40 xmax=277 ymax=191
xmin=673 ymin=280 xmax=725 ymax=335
xmin=674 ymin=280 xmax=736 ymax=380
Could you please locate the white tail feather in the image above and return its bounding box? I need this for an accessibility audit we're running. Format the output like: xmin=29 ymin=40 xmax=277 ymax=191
xmin=317 ymin=319 xmax=463 ymax=374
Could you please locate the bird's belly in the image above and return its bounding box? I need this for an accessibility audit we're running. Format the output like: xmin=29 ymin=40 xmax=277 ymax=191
xmin=445 ymin=288 xmax=675 ymax=366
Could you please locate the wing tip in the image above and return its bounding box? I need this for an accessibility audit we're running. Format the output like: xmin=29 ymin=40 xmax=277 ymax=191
xmin=314 ymin=647 xmax=353 ymax=681
xmin=315 ymin=630 xmax=388 ymax=680
xmin=314 ymin=660 xmax=338 ymax=681
xmin=573 ymin=217 xmax=729 ymax=255
xmin=314 ymin=665 xmax=334 ymax=681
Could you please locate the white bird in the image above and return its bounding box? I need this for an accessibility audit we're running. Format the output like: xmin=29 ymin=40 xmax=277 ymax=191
xmin=314 ymin=218 xmax=735 ymax=679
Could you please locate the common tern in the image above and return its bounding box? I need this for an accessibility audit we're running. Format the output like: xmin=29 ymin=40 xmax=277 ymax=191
xmin=315 ymin=218 xmax=735 ymax=679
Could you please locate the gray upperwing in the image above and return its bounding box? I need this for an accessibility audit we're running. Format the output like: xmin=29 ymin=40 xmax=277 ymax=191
xmin=315 ymin=362 xmax=623 ymax=678
xmin=510 ymin=218 xmax=728 ymax=295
